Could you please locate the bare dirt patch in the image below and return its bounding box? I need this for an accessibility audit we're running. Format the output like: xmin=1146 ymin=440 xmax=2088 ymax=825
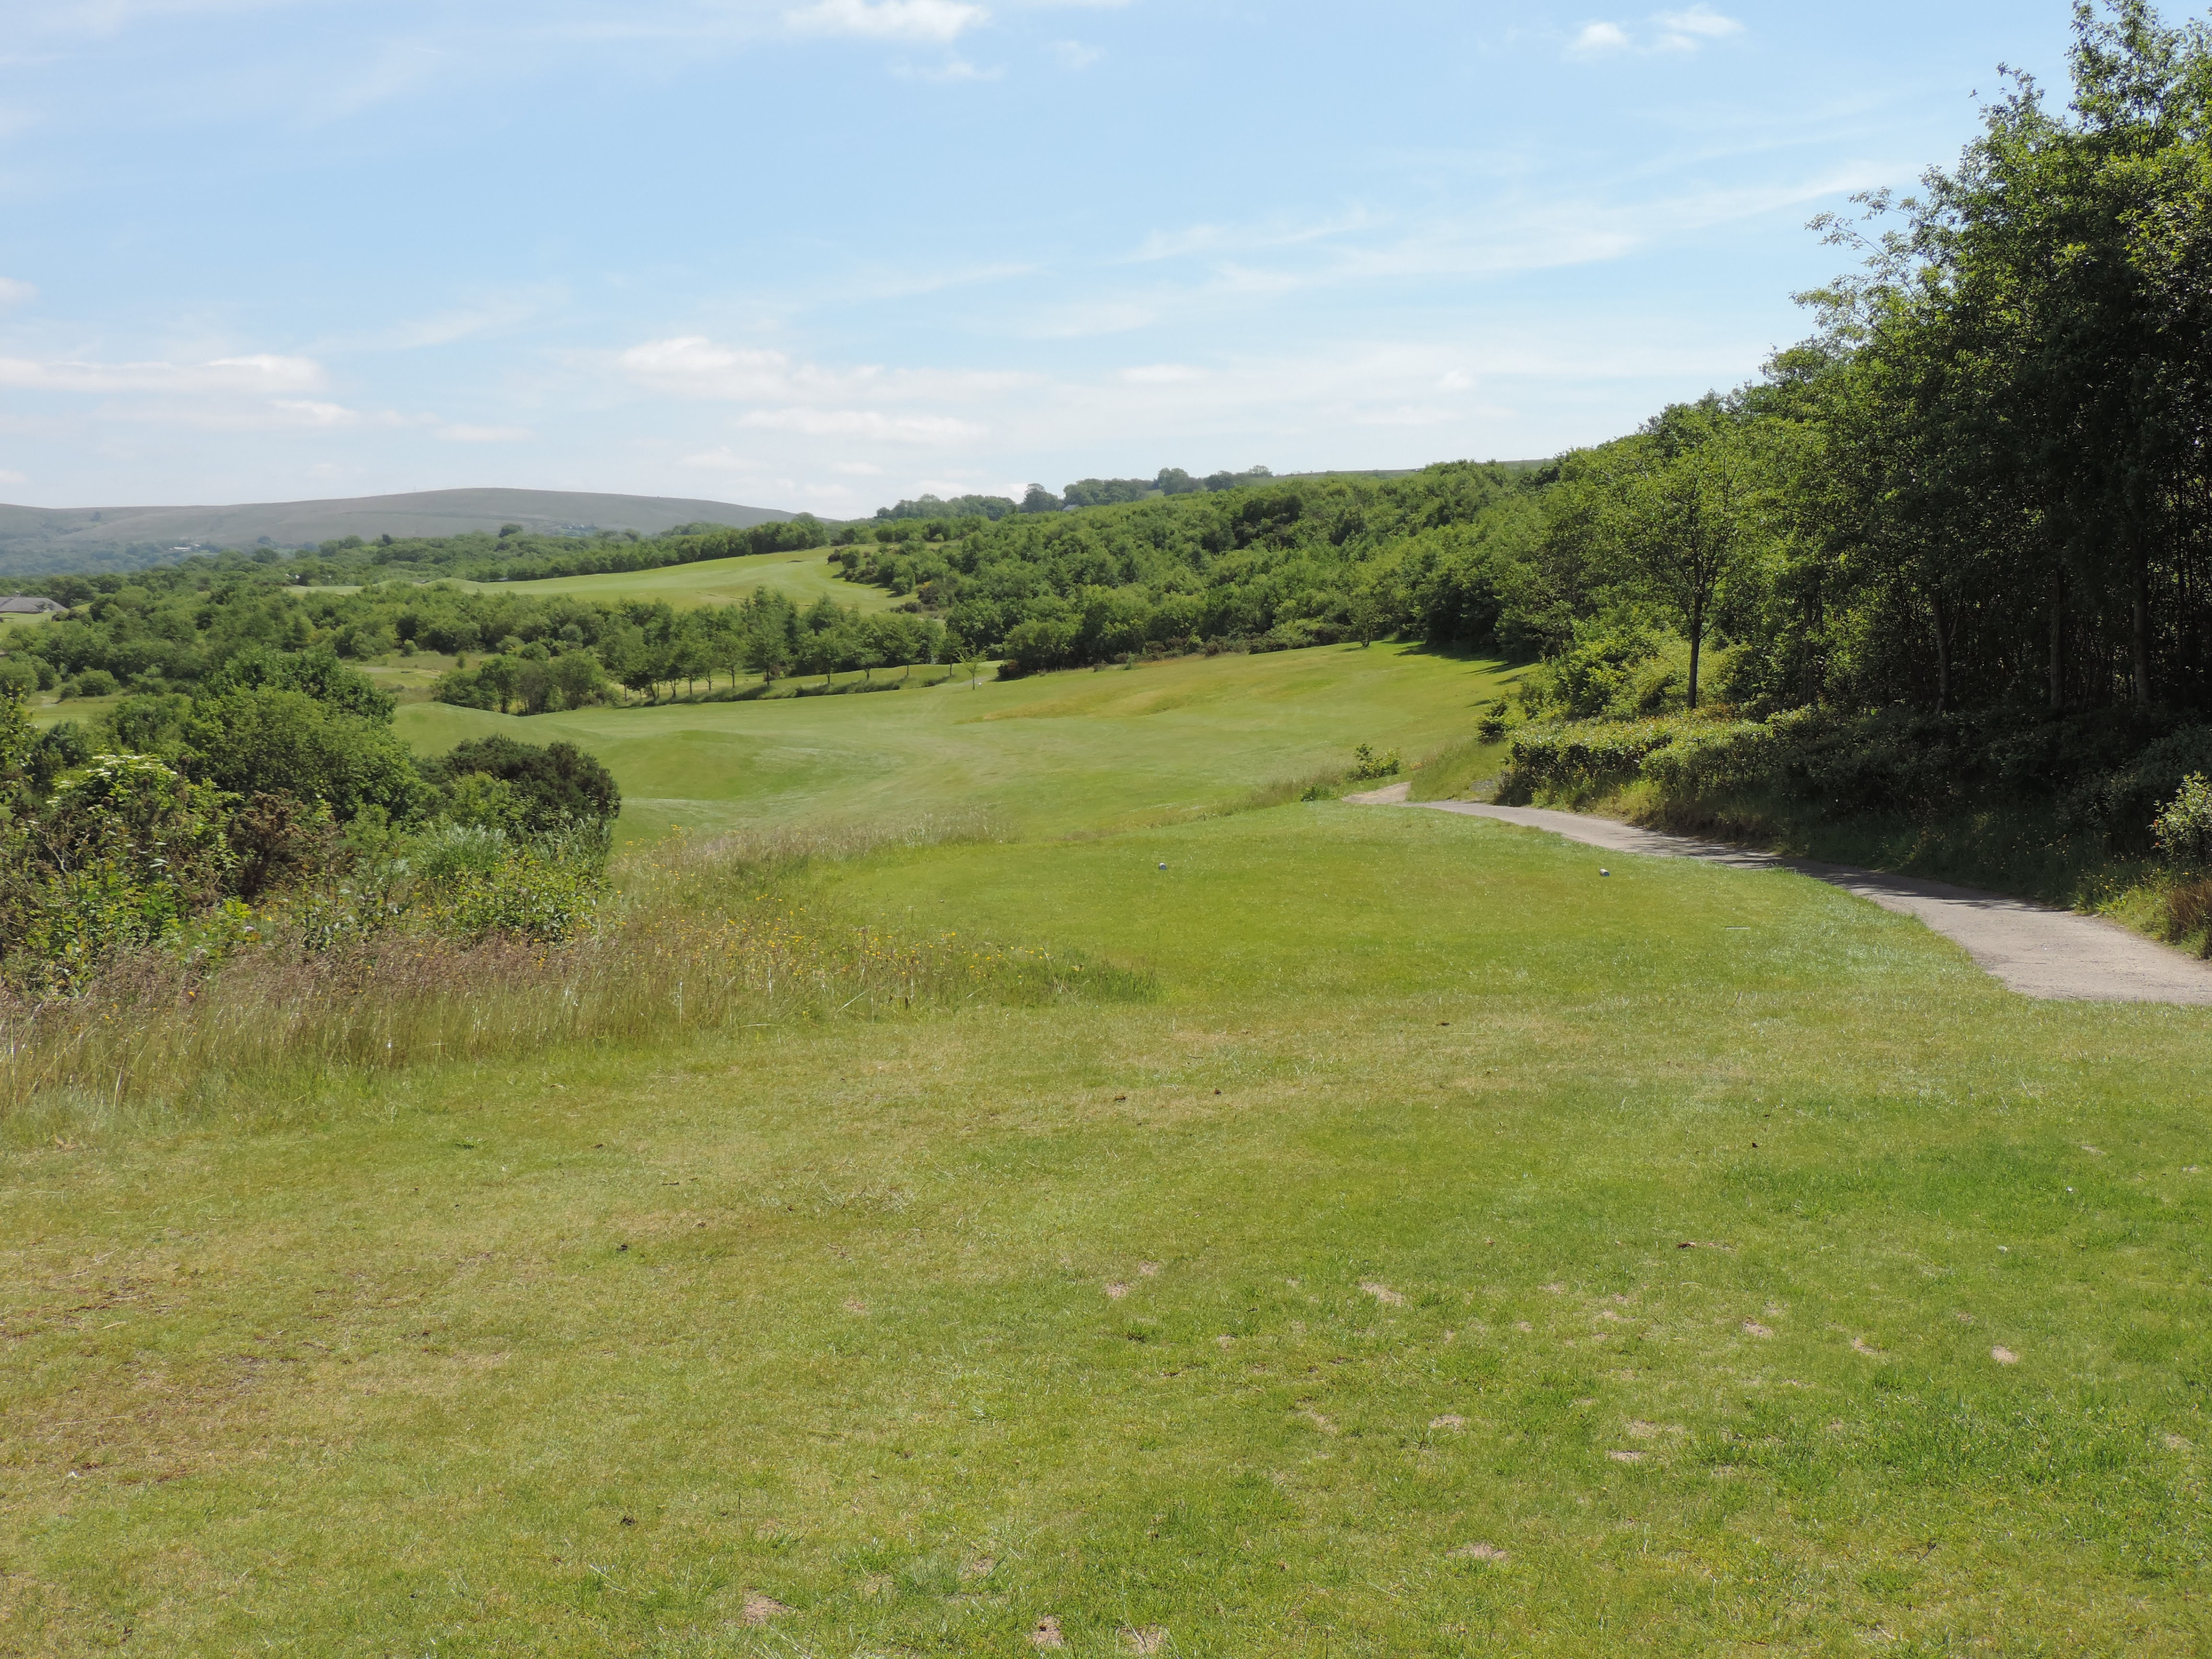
xmin=1031 ymin=1614 xmax=1066 ymax=1649
xmin=1360 ymin=1281 xmax=1405 ymax=1306
xmin=741 ymin=1592 xmax=789 ymax=1626
xmin=1450 ymin=1542 xmax=1510 ymax=1563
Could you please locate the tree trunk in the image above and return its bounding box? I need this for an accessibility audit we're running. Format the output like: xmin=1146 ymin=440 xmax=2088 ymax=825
xmin=1930 ymin=591 xmax=1951 ymax=715
xmin=2048 ymin=568 xmax=2065 ymax=714
xmin=1686 ymin=595 xmax=1703 ymax=711
xmin=2132 ymin=553 xmax=2154 ymax=706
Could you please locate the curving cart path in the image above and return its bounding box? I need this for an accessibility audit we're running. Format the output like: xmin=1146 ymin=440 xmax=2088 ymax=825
xmin=1350 ymin=785 xmax=2212 ymax=1005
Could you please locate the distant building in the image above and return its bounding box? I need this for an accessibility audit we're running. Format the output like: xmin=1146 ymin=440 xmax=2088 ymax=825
xmin=0 ymin=596 xmax=65 ymax=616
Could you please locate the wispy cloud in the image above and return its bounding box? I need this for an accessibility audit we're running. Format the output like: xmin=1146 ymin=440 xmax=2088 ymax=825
xmin=1570 ymin=7 xmax=1742 ymax=57
xmin=1657 ymin=5 xmax=1744 ymax=45
xmin=738 ymin=407 xmax=983 ymax=443
xmin=894 ymin=55 xmax=1002 ymax=81
xmin=0 ymin=352 xmax=322 ymax=393
xmin=1570 ymin=22 xmax=1631 ymax=55
xmin=0 ymin=278 xmax=36 ymax=307
xmin=785 ymin=0 xmax=988 ymax=44
xmin=438 ymin=423 xmax=534 ymax=442
xmin=1049 ymin=39 xmax=1101 ymax=68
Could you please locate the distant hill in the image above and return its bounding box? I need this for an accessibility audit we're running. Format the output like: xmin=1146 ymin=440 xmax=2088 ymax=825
xmin=0 ymin=488 xmax=798 ymax=577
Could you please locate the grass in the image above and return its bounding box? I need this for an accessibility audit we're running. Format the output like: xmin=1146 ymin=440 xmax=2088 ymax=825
xmin=396 ymin=643 xmax=1511 ymax=844
xmin=454 ymin=546 xmax=898 ymax=613
xmin=7 ymin=647 xmax=2212 ymax=1653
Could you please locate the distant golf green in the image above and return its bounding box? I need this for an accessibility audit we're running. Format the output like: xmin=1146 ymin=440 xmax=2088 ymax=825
xmin=396 ymin=643 xmax=1515 ymax=843
xmin=456 ymin=545 xmax=894 ymax=612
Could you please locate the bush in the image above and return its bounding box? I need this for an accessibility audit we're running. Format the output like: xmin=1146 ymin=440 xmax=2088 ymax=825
xmin=68 ymin=669 xmax=119 ymax=699
xmin=428 ymin=737 xmax=620 ymax=831
xmin=2153 ymin=773 xmax=2212 ymax=867
xmin=0 ymin=753 xmax=236 ymax=991
xmin=182 ymin=687 xmax=426 ymax=824
xmin=1498 ymin=718 xmax=1695 ymax=800
xmin=1349 ymin=742 xmax=1402 ymax=780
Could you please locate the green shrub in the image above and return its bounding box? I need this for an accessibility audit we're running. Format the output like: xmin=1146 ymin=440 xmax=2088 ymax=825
xmin=1498 ymin=718 xmax=1693 ymax=800
xmin=2153 ymin=773 xmax=2212 ymax=867
xmin=0 ymin=753 xmax=235 ymax=991
xmin=419 ymin=841 xmax=604 ymax=943
xmin=1349 ymin=743 xmax=1402 ymax=780
xmin=182 ymin=687 xmax=426 ymax=824
xmin=427 ymin=737 xmax=620 ymax=831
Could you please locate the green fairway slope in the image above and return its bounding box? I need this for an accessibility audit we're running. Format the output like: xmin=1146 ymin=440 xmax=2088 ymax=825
xmin=397 ymin=643 xmax=1512 ymax=842
xmin=456 ymin=545 xmax=890 ymax=613
xmin=9 ymin=801 xmax=2211 ymax=1653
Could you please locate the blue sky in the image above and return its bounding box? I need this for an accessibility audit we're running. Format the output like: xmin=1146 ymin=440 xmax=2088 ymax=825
xmin=2 ymin=0 xmax=2080 ymax=516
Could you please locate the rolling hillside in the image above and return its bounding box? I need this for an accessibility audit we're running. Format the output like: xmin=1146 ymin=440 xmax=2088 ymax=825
xmin=0 ymin=488 xmax=798 ymax=576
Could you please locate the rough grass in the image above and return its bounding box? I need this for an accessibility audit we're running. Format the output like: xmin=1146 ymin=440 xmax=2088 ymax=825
xmin=8 ymin=802 xmax=2212 ymax=1653
xmin=0 ymin=815 xmax=1152 ymax=1144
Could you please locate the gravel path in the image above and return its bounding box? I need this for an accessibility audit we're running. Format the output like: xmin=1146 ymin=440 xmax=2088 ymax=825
xmin=1393 ymin=798 xmax=2212 ymax=1005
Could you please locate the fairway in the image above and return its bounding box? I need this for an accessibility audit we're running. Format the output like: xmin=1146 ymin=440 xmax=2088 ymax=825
xmin=455 ymin=546 xmax=896 ymax=613
xmin=396 ymin=644 xmax=1514 ymax=842
xmin=11 ymin=791 xmax=2212 ymax=1654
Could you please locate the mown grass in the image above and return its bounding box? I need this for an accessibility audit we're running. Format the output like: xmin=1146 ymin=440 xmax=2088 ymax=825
xmin=7 ymin=793 xmax=2212 ymax=1654
xmin=397 ymin=643 xmax=1511 ymax=844
xmin=454 ymin=546 xmax=897 ymax=613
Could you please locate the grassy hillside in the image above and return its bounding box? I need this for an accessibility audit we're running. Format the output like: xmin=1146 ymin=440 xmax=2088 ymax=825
xmin=9 ymin=643 xmax=2212 ymax=1654
xmin=396 ymin=643 xmax=1512 ymax=842
xmin=0 ymin=489 xmax=796 ymax=575
xmin=456 ymin=545 xmax=890 ymax=615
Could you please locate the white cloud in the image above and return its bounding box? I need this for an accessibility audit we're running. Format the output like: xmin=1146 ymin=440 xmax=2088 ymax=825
xmin=0 ymin=352 xmax=323 ymax=393
xmin=1437 ymin=370 xmax=1474 ymax=391
xmin=272 ymin=398 xmax=356 ymax=426
xmin=0 ymin=278 xmax=36 ymax=307
xmin=1572 ymin=8 xmax=1742 ymax=57
xmin=894 ymin=56 xmax=1002 ymax=81
xmin=785 ymin=0 xmax=987 ymax=44
xmin=438 ymin=423 xmax=534 ymax=442
xmin=1570 ymin=22 xmax=1631 ymax=55
xmin=616 ymin=334 xmax=1027 ymax=403
xmin=1049 ymin=40 xmax=1100 ymax=69
xmin=738 ymin=407 xmax=983 ymax=443
xmin=0 ymin=469 xmax=25 ymax=486
xmin=1658 ymin=5 xmax=1742 ymax=42
xmin=622 ymin=337 xmax=876 ymax=399
xmin=1121 ymin=364 xmax=1202 ymax=384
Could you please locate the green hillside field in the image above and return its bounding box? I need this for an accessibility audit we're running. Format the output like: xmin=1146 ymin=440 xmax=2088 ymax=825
xmin=396 ymin=643 xmax=1510 ymax=843
xmin=9 ymin=642 xmax=2212 ymax=1655
xmin=455 ymin=545 xmax=891 ymax=614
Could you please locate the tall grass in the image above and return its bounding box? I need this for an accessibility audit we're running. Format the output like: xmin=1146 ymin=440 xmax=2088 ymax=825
xmin=0 ymin=812 xmax=1152 ymax=1138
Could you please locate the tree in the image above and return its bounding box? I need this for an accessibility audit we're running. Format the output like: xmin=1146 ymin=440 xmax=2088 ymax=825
xmin=1596 ymin=403 xmax=1773 ymax=710
xmin=182 ymin=688 xmax=426 ymax=822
